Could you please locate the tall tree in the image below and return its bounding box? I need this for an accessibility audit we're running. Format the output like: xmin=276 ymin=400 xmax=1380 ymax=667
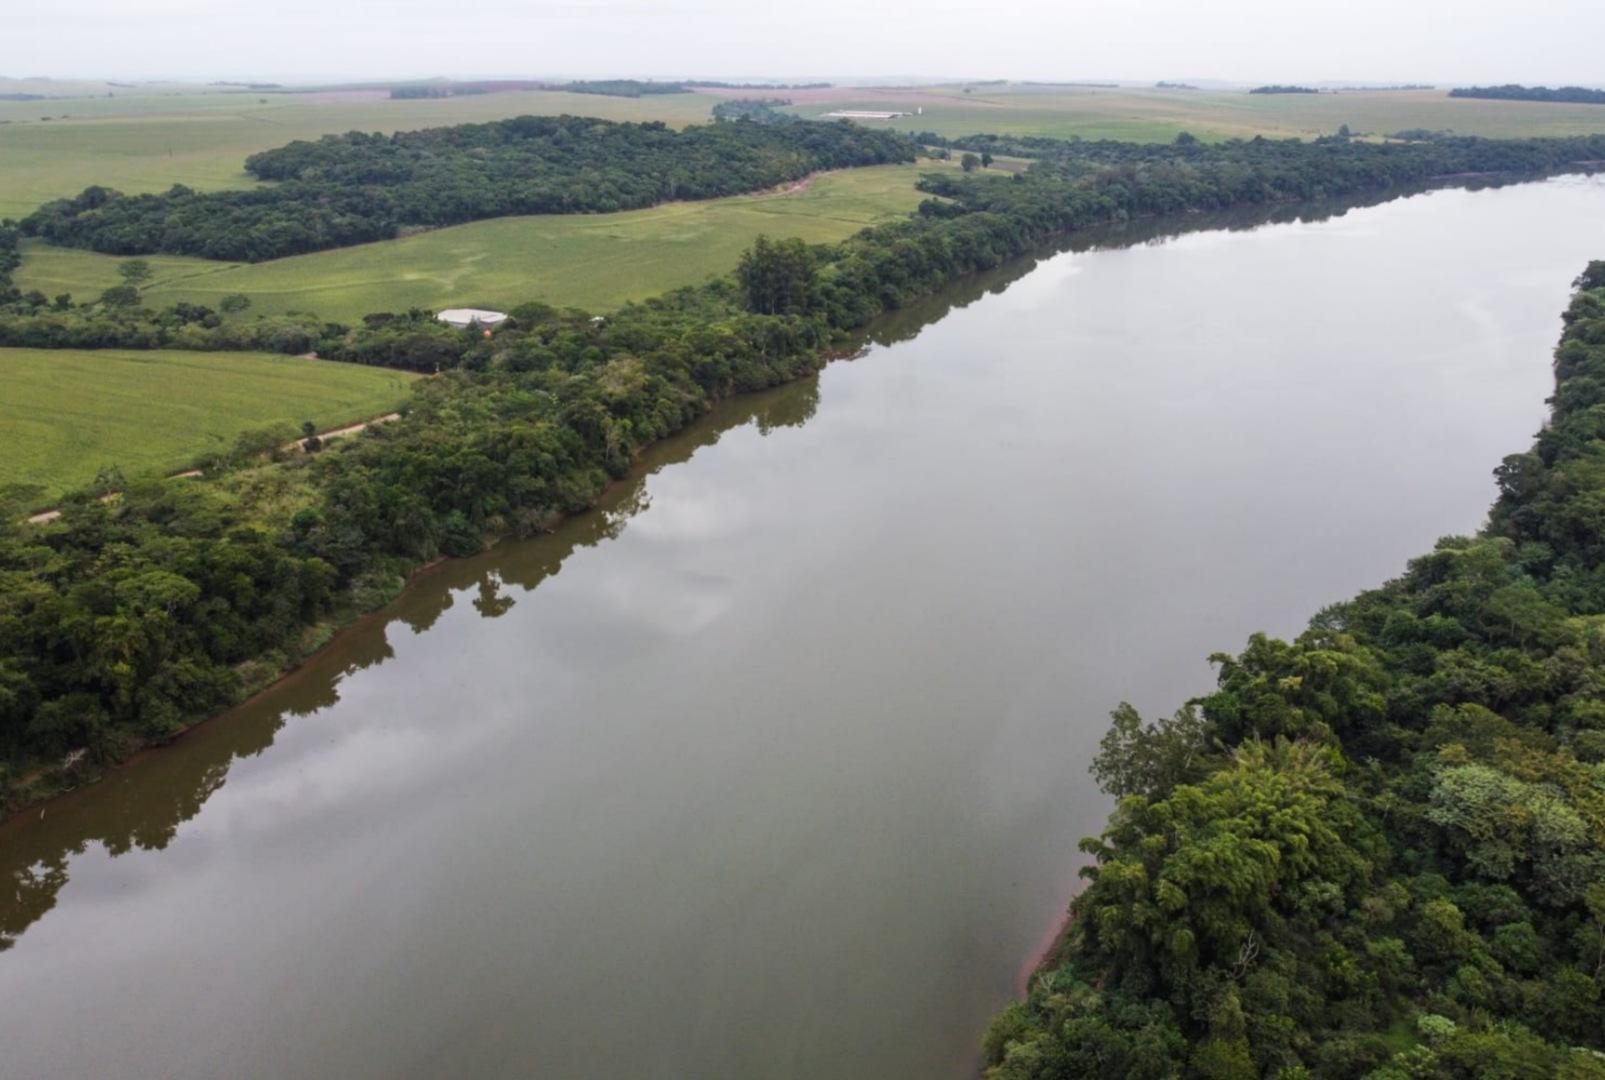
xmin=117 ymin=259 xmax=152 ymax=287
xmin=737 ymin=236 xmax=817 ymax=316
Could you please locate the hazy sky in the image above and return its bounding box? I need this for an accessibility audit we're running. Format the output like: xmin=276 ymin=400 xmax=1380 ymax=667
xmin=5 ymin=0 xmax=1604 ymax=85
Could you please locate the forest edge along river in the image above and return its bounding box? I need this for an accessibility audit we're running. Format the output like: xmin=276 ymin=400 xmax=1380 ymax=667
xmin=2 ymin=173 xmax=1604 ymax=1078
xmin=2 ymin=180 xmax=1486 ymax=807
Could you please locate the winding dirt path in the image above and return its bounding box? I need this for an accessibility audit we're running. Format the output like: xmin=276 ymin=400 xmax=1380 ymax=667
xmin=299 ymin=412 xmax=398 ymax=448
xmin=24 ymin=412 xmax=401 ymax=525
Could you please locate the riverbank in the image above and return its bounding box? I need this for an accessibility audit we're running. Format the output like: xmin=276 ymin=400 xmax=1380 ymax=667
xmin=1015 ymin=902 xmax=1076 ymax=997
xmin=976 ymin=266 xmax=1605 ymax=1076
xmin=1 ymin=351 xmax=851 ymax=818
xmin=0 ymin=196 xmax=1336 ymax=817
xmin=7 ymin=142 xmax=1605 ymax=817
xmin=5 ymin=179 xmax=1602 ymax=1077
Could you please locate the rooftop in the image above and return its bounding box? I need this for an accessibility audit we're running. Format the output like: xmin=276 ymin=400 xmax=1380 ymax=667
xmin=437 ymin=308 xmax=509 ymax=328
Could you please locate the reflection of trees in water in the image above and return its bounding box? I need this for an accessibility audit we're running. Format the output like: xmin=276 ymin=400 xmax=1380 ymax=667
xmin=397 ymin=583 xmax=455 ymax=637
xmin=473 ymin=573 xmax=516 ymax=619
xmin=0 ymin=170 xmax=1559 ymax=953
xmin=0 ymin=377 xmax=824 ymax=952
xmin=1 ymin=749 xmax=235 ymax=950
xmin=2 ymin=854 xmax=67 ymax=952
xmin=755 ymin=378 xmax=820 ymax=435
xmin=858 ymin=174 xmax=1544 ymax=350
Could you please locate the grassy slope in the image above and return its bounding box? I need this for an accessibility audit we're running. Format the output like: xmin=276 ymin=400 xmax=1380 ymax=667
xmin=15 ymin=163 xmax=950 ymax=319
xmin=0 ymin=348 xmax=416 ymax=501
xmin=0 ymin=88 xmax=725 ymax=219
xmin=772 ymin=85 xmax=1605 ymax=141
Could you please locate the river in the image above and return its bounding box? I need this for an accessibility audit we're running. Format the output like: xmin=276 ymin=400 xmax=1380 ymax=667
xmin=3 ymin=174 xmax=1604 ymax=1078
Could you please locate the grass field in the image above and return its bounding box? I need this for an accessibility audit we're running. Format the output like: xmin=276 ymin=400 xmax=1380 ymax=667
xmin=15 ymin=163 xmax=950 ymax=319
xmin=7 ymin=79 xmax=1605 ymax=506
xmin=10 ymin=83 xmax=1605 ymax=221
xmin=766 ymin=85 xmax=1605 ymax=143
xmin=0 ymin=88 xmax=726 ymax=219
xmin=0 ymin=348 xmax=416 ymax=502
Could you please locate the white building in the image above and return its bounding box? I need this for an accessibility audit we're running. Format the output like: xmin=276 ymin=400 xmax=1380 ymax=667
xmin=822 ymin=110 xmax=911 ymax=120
xmin=437 ymin=308 xmax=509 ymax=329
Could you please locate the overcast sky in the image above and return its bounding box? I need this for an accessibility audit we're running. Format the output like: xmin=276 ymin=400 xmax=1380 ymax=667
xmin=5 ymin=0 xmax=1603 ymax=86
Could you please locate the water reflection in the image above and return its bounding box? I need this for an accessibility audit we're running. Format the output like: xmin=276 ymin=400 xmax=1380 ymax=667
xmin=0 ymin=172 xmax=1587 ymax=995
xmin=0 ymin=377 xmax=819 ymax=952
xmin=861 ymin=173 xmax=1551 ymax=350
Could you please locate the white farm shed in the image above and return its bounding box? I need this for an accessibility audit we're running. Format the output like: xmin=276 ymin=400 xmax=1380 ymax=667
xmin=437 ymin=308 xmax=509 ymax=329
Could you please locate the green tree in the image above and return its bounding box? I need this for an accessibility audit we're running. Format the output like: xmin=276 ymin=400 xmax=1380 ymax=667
xmin=736 ymin=235 xmax=818 ymax=316
xmin=117 ymin=259 xmax=152 ymax=287
xmin=98 ymin=284 xmax=140 ymax=308
xmin=230 ymin=423 xmax=296 ymax=463
xmin=1078 ymin=739 xmax=1366 ymax=985
xmin=1090 ymin=702 xmax=1210 ymax=799
xmin=961 ymin=152 xmax=981 ymax=172
xmin=219 ymin=293 xmax=251 ymax=315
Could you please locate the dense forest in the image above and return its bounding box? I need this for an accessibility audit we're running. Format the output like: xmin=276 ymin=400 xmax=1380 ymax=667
xmin=982 ymin=264 xmax=1605 ymax=1078
xmin=710 ymin=98 xmax=798 ymax=123
xmin=18 ymin=115 xmax=914 ymax=261
xmin=1451 ymin=84 xmax=1605 ymax=105
xmin=3 ymin=114 xmax=1605 ymax=1072
xmin=7 ymin=132 xmax=1605 ymax=362
xmin=2 ymin=131 xmax=1605 ymax=904
xmin=0 ymin=221 xmax=20 ymax=293
xmin=916 ymin=129 xmax=1605 ymax=179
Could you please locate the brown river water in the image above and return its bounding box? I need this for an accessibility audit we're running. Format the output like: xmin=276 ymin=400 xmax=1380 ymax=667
xmin=3 ymin=175 xmax=1604 ymax=1078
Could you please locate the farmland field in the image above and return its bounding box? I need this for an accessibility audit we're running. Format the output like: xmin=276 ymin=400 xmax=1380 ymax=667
xmin=11 ymin=82 xmax=1605 ymax=223
xmin=0 ymin=88 xmax=725 ymax=219
xmin=15 ymin=163 xmax=951 ymax=320
xmin=9 ymin=80 xmax=1605 ymax=505
xmin=764 ymin=84 xmax=1605 ymax=142
xmin=0 ymin=348 xmax=416 ymax=503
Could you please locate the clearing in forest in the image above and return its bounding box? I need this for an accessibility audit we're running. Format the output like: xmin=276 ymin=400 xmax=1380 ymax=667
xmin=15 ymin=163 xmax=953 ymax=320
xmin=0 ymin=348 xmax=416 ymax=503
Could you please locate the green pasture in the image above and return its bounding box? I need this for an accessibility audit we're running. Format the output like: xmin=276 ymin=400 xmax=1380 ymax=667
xmin=781 ymin=85 xmax=1605 ymax=142
xmin=15 ymin=163 xmax=950 ymax=320
xmin=9 ymin=82 xmax=1604 ymax=221
xmin=9 ymin=80 xmax=1604 ymax=504
xmin=0 ymin=348 xmax=416 ymax=503
xmin=0 ymin=88 xmax=726 ymax=219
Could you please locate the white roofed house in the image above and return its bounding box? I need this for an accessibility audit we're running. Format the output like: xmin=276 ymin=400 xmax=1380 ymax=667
xmin=436 ymin=308 xmax=509 ymax=330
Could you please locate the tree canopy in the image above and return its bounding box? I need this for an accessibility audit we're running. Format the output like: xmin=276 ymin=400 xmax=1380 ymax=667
xmin=20 ymin=115 xmax=915 ymax=262
xmin=983 ymin=268 xmax=1605 ymax=1079
xmin=3 ymin=137 xmax=1605 ymax=1080
xmin=1451 ymin=84 xmax=1605 ymax=105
